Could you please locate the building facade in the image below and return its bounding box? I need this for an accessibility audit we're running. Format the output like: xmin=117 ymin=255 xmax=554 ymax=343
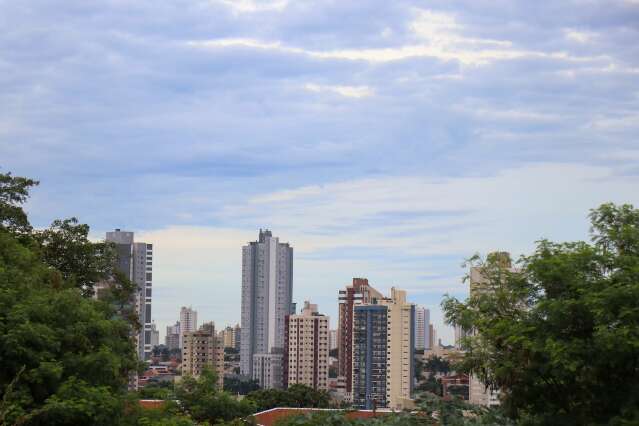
xmin=338 ymin=278 xmax=383 ymax=399
xmin=283 ymin=301 xmax=329 ymax=390
xmin=181 ymin=322 xmax=224 ymax=389
xmin=252 ymin=353 xmax=284 ymax=390
xmin=233 ymin=324 xmax=241 ymax=352
xmin=351 ymin=288 xmax=415 ymax=410
xmin=165 ymin=321 xmax=180 ymax=351
xmin=414 ymin=307 xmax=430 ymax=350
xmin=150 ymin=322 xmax=160 ymax=348
xmin=380 ymin=288 xmax=415 ymax=410
xmin=106 ymin=229 xmax=153 ymax=360
xmin=179 ymin=306 xmax=198 ymax=348
xmin=240 ymin=229 xmax=294 ymax=389
xmin=352 ymin=304 xmax=388 ymax=409
xmin=329 ymin=329 xmax=338 ymax=351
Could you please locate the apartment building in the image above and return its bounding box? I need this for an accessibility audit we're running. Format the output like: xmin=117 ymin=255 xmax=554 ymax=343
xmin=338 ymin=278 xmax=383 ymax=399
xmin=283 ymin=301 xmax=329 ymax=390
xmin=181 ymin=322 xmax=224 ymax=389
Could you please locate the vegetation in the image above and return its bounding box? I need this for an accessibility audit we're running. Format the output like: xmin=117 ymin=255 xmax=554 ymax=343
xmin=0 ymin=172 xmax=138 ymax=425
xmin=2 ymin=170 xmax=637 ymax=425
xmin=175 ymin=370 xmax=256 ymax=424
xmin=443 ymin=203 xmax=639 ymax=425
xmin=246 ymin=384 xmax=330 ymax=412
xmin=224 ymin=377 xmax=260 ymax=395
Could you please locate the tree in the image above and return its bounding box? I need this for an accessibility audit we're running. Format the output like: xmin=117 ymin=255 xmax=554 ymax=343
xmin=0 ymin=172 xmax=38 ymax=235
xmin=224 ymin=377 xmax=260 ymax=395
xmin=442 ymin=203 xmax=639 ymax=425
xmin=423 ymin=356 xmax=450 ymax=376
xmin=33 ymin=218 xmax=119 ymax=297
xmin=0 ymin=171 xmax=138 ymax=425
xmin=246 ymin=384 xmax=330 ymax=412
xmin=174 ymin=370 xmax=255 ymax=424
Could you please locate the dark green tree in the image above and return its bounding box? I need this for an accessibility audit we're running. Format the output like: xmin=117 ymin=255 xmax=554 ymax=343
xmin=175 ymin=370 xmax=255 ymax=424
xmin=442 ymin=203 xmax=639 ymax=425
xmin=246 ymin=384 xmax=330 ymax=412
xmin=0 ymin=172 xmax=138 ymax=425
xmin=0 ymin=172 xmax=38 ymax=235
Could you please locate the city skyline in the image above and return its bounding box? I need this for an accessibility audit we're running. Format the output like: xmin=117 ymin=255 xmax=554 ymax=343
xmin=3 ymin=0 xmax=638 ymax=345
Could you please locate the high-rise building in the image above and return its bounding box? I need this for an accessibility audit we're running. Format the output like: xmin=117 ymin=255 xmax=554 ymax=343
xmin=179 ymin=306 xmax=198 ymax=348
xmin=221 ymin=326 xmax=235 ymax=348
xmin=240 ymin=229 xmax=294 ymax=389
xmin=283 ymin=301 xmax=329 ymax=390
xmin=165 ymin=322 xmax=181 ymax=351
xmin=182 ymin=322 xmax=224 ymax=389
xmin=150 ymin=322 xmax=160 ymax=348
xmin=380 ymin=288 xmax=415 ymax=410
xmin=329 ymin=329 xmax=338 ymax=351
xmin=414 ymin=307 xmax=430 ymax=350
xmin=428 ymin=324 xmax=436 ymax=351
xmin=233 ymin=324 xmax=241 ymax=352
xmin=352 ymin=288 xmax=415 ymax=410
xmin=106 ymin=229 xmax=153 ymax=360
xmin=352 ymin=304 xmax=388 ymax=409
xmin=338 ymin=278 xmax=383 ymax=399
xmin=252 ymin=353 xmax=283 ymax=390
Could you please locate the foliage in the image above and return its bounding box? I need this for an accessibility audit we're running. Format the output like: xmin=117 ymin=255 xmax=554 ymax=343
xmin=175 ymin=369 xmax=255 ymax=424
xmin=272 ymin=410 xmax=431 ymax=426
xmin=423 ymin=356 xmax=450 ymax=376
xmin=0 ymin=171 xmax=38 ymax=235
xmin=33 ymin=218 xmax=120 ymax=298
xmin=442 ymin=203 xmax=639 ymax=424
xmin=138 ymin=382 xmax=174 ymax=400
xmin=0 ymin=172 xmax=138 ymax=425
xmin=246 ymin=384 xmax=330 ymax=412
xmin=224 ymin=377 xmax=260 ymax=395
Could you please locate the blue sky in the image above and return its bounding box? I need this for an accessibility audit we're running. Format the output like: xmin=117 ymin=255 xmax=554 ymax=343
xmin=2 ymin=0 xmax=639 ymax=343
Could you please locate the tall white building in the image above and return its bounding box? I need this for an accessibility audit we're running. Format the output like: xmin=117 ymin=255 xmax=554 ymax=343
xmin=180 ymin=306 xmax=198 ymax=348
xmin=240 ymin=229 xmax=294 ymax=389
xmin=329 ymin=329 xmax=338 ymax=351
xmin=106 ymin=229 xmax=153 ymax=360
xmin=414 ymin=307 xmax=430 ymax=350
xmin=150 ymin=322 xmax=160 ymax=348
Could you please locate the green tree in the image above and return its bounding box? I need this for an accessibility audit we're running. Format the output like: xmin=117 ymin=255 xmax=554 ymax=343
xmin=246 ymin=384 xmax=330 ymax=412
xmin=175 ymin=369 xmax=255 ymax=424
xmin=0 ymin=172 xmax=138 ymax=425
xmin=423 ymin=356 xmax=450 ymax=376
xmin=0 ymin=172 xmax=38 ymax=235
xmin=33 ymin=218 xmax=119 ymax=298
xmin=224 ymin=377 xmax=260 ymax=395
xmin=442 ymin=203 xmax=639 ymax=425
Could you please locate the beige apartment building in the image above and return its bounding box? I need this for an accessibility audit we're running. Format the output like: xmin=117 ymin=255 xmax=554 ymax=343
xmin=284 ymin=301 xmax=329 ymax=390
xmin=182 ymin=322 xmax=224 ymax=389
xmin=379 ymin=288 xmax=415 ymax=410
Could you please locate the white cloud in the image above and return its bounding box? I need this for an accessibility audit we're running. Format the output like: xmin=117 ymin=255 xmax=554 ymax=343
xmin=139 ymin=163 xmax=639 ymax=344
xmin=564 ymin=29 xmax=597 ymax=43
xmin=304 ymin=83 xmax=374 ymax=98
xmin=211 ymin=0 xmax=288 ymax=13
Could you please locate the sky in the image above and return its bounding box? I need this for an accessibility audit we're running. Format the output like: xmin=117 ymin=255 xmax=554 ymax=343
xmin=2 ymin=0 xmax=639 ymax=344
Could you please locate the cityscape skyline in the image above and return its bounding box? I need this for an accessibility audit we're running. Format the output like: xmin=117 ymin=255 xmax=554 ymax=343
xmin=4 ymin=0 xmax=638 ymax=346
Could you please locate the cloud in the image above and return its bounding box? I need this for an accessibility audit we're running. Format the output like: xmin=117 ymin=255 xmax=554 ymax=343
xmin=304 ymin=83 xmax=374 ymax=98
xmin=2 ymin=0 xmax=638 ymax=343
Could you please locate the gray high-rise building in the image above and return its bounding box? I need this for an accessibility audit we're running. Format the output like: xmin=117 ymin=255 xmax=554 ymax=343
xmin=414 ymin=306 xmax=430 ymax=350
xmin=106 ymin=229 xmax=153 ymax=361
xmin=240 ymin=229 xmax=293 ymax=388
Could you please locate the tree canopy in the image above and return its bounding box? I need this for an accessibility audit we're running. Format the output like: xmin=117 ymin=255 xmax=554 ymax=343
xmin=443 ymin=203 xmax=639 ymax=425
xmin=0 ymin=172 xmax=138 ymax=425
